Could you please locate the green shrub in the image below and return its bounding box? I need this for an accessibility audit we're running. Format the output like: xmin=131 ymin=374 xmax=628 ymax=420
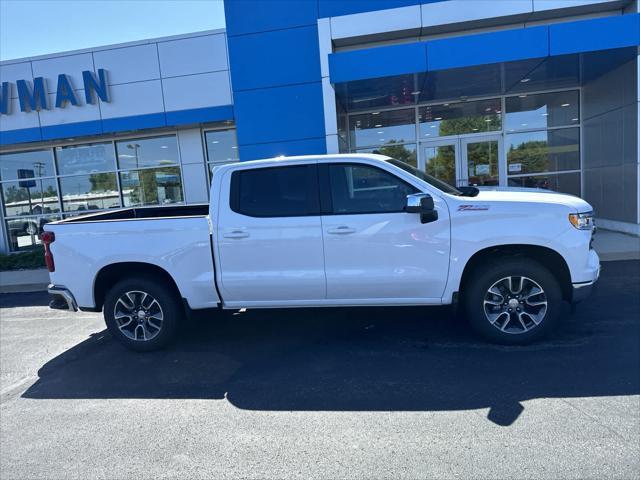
xmin=0 ymin=247 xmax=46 ymax=271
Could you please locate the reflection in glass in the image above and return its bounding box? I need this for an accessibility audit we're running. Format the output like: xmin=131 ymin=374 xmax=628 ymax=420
xmin=55 ymin=142 xmax=117 ymax=176
xmin=507 ymin=128 xmax=579 ymax=175
xmin=419 ymin=98 xmax=501 ymax=139
xmin=120 ymin=167 xmax=183 ymax=207
xmin=5 ymin=215 xmax=60 ymax=251
xmin=466 ymin=140 xmax=499 ymax=186
xmin=508 ymin=172 xmax=581 ymax=197
xmin=59 ymin=173 xmax=120 ymax=212
xmin=205 ymin=130 xmax=238 ymax=164
xmin=0 ymin=149 xmax=55 ymax=181
xmin=1 ymin=178 xmax=60 ymax=216
xmin=356 ymin=143 xmax=417 ymax=168
xmin=349 ymin=108 xmax=415 ymax=148
xmin=424 ymin=145 xmax=456 ymax=187
xmin=116 ymin=136 xmax=179 ymax=169
xmin=505 ymin=90 xmax=579 ymax=131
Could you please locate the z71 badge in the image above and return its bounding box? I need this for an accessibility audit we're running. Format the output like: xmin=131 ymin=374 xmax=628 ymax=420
xmin=458 ymin=205 xmax=490 ymax=211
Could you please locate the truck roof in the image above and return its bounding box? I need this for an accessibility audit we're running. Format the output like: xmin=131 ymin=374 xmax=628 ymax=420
xmin=219 ymin=153 xmax=391 ymax=169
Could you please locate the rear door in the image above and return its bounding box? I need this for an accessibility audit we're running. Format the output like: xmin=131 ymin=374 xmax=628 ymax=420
xmin=319 ymin=161 xmax=450 ymax=303
xmin=216 ymin=163 xmax=326 ymax=306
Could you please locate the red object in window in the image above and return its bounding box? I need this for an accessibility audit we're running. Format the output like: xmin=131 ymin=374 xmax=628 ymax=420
xmin=40 ymin=231 xmax=55 ymax=272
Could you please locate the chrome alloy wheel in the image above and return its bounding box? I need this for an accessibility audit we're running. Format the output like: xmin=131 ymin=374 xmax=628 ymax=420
xmin=113 ymin=291 xmax=164 ymax=341
xmin=483 ymin=276 xmax=548 ymax=334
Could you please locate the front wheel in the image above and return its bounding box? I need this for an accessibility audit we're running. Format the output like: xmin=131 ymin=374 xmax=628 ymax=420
xmin=103 ymin=276 xmax=183 ymax=351
xmin=463 ymin=259 xmax=563 ymax=344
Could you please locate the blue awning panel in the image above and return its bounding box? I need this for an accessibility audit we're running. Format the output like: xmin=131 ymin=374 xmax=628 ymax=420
xmin=329 ymin=13 xmax=640 ymax=85
xmin=329 ymin=42 xmax=427 ymax=83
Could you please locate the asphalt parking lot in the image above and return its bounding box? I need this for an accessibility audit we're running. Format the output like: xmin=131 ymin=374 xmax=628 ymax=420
xmin=1 ymin=260 xmax=638 ymax=480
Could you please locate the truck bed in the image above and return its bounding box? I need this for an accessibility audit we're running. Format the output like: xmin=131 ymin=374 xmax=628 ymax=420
xmin=53 ymin=204 xmax=209 ymax=224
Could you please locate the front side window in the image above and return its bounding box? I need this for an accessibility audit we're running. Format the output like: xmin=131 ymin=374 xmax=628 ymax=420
xmin=328 ymin=164 xmax=418 ymax=215
xmin=231 ymin=165 xmax=319 ymax=217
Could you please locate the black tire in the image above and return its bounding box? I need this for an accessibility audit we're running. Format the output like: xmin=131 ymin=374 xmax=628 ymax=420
xmin=462 ymin=258 xmax=563 ymax=344
xmin=103 ymin=275 xmax=183 ymax=352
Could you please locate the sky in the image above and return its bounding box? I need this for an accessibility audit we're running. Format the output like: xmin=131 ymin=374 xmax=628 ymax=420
xmin=0 ymin=0 xmax=226 ymax=61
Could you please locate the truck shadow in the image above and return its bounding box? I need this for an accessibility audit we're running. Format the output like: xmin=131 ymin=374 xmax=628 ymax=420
xmin=22 ymin=261 xmax=640 ymax=426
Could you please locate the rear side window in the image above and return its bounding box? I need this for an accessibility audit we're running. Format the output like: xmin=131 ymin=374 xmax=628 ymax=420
xmin=230 ymin=165 xmax=319 ymax=217
xmin=327 ymin=163 xmax=418 ymax=214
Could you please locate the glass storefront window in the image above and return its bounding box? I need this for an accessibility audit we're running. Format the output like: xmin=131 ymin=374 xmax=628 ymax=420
xmin=205 ymin=130 xmax=238 ymax=164
xmin=1 ymin=178 xmax=60 ymax=216
xmin=5 ymin=215 xmax=60 ymax=251
xmin=419 ymin=98 xmax=502 ymax=139
xmin=508 ymin=172 xmax=581 ymax=197
xmin=505 ymin=90 xmax=579 ymax=131
xmin=120 ymin=166 xmax=183 ymax=207
xmin=349 ymin=108 xmax=415 ymax=148
xmin=59 ymin=173 xmax=120 ymax=212
xmin=0 ymin=149 xmax=55 ymax=181
xmin=356 ymin=143 xmax=417 ymax=168
xmin=55 ymin=142 xmax=117 ymax=176
xmin=506 ymin=128 xmax=579 ymax=175
xmin=116 ymin=136 xmax=179 ymax=169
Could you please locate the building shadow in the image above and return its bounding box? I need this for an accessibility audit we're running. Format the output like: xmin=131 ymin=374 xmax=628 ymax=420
xmin=22 ymin=261 xmax=640 ymax=426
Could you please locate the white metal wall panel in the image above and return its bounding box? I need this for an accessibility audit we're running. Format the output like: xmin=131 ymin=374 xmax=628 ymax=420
xmin=162 ymin=71 xmax=232 ymax=111
xmin=99 ymin=80 xmax=164 ymax=118
xmin=31 ymin=53 xmax=94 ymax=85
xmin=181 ymin=162 xmax=210 ymax=204
xmin=331 ymin=5 xmax=422 ymax=40
xmin=420 ymin=0 xmax=533 ymax=30
xmin=533 ymin=0 xmax=622 ymax=12
xmin=93 ymin=44 xmax=161 ymax=85
xmin=0 ymin=98 xmax=40 ymax=130
xmin=178 ymin=128 xmax=206 ymax=165
xmin=157 ymin=34 xmax=228 ymax=77
xmin=38 ymin=92 xmax=101 ymax=126
xmin=0 ymin=62 xmax=33 ymax=94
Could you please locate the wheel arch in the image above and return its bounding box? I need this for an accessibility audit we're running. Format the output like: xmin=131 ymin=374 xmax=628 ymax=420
xmin=93 ymin=262 xmax=182 ymax=311
xmin=458 ymin=244 xmax=572 ymax=302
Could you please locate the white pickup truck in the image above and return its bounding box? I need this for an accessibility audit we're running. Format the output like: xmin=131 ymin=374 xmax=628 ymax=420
xmin=43 ymin=154 xmax=599 ymax=351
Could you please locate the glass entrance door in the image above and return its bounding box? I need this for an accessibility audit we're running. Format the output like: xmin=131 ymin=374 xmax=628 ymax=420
xmin=420 ymin=140 xmax=458 ymax=188
xmin=460 ymin=135 xmax=503 ymax=187
xmin=421 ymin=135 xmax=503 ymax=188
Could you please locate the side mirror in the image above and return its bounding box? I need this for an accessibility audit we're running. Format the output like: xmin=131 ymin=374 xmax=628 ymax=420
xmin=405 ymin=193 xmax=438 ymax=224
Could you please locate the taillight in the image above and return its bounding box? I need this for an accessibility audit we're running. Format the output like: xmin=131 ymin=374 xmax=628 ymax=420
xmin=40 ymin=231 xmax=55 ymax=272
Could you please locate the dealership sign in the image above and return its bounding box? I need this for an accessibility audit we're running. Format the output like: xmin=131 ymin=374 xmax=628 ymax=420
xmin=0 ymin=69 xmax=110 ymax=115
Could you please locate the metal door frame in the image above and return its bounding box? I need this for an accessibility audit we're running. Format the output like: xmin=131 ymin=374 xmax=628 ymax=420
xmin=459 ymin=133 xmax=505 ymax=187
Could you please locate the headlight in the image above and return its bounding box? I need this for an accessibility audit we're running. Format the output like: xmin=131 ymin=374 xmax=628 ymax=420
xmin=569 ymin=211 xmax=594 ymax=230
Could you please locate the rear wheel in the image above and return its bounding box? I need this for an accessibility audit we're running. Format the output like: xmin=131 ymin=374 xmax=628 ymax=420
xmin=463 ymin=259 xmax=563 ymax=344
xmin=103 ymin=276 xmax=182 ymax=351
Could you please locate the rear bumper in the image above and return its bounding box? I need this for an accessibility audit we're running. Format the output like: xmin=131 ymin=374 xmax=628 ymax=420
xmin=48 ymin=284 xmax=78 ymax=312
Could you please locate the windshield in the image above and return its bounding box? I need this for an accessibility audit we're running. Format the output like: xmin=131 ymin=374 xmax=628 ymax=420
xmin=386 ymin=159 xmax=462 ymax=195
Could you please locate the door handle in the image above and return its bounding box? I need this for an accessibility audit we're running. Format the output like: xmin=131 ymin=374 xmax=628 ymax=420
xmin=223 ymin=230 xmax=250 ymax=239
xmin=326 ymin=226 xmax=356 ymax=235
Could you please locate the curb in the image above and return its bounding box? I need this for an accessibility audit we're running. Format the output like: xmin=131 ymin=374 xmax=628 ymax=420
xmin=0 ymin=268 xmax=50 ymax=295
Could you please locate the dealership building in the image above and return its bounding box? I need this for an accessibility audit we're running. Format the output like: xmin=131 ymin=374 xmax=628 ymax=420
xmin=0 ymin=0 xmax=639 ymax=252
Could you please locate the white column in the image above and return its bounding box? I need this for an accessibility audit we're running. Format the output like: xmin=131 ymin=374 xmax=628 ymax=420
xmin=318 ymin=18 xmax=340 ymax=154
xmin=177 ymin=128 xmax=209 ymax=204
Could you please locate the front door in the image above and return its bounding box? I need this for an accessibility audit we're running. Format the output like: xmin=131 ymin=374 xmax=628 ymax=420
xmin=319 ymin=161 xmax=450 ymax=303
xmin=421 ymin=135 xmax=504 ymax=187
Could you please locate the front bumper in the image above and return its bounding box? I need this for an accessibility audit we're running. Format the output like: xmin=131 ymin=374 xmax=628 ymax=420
xmin=48 ymin=284 xmax=78 ymax=311
xmin=571 ymin=260 xmax=600 ymax=303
